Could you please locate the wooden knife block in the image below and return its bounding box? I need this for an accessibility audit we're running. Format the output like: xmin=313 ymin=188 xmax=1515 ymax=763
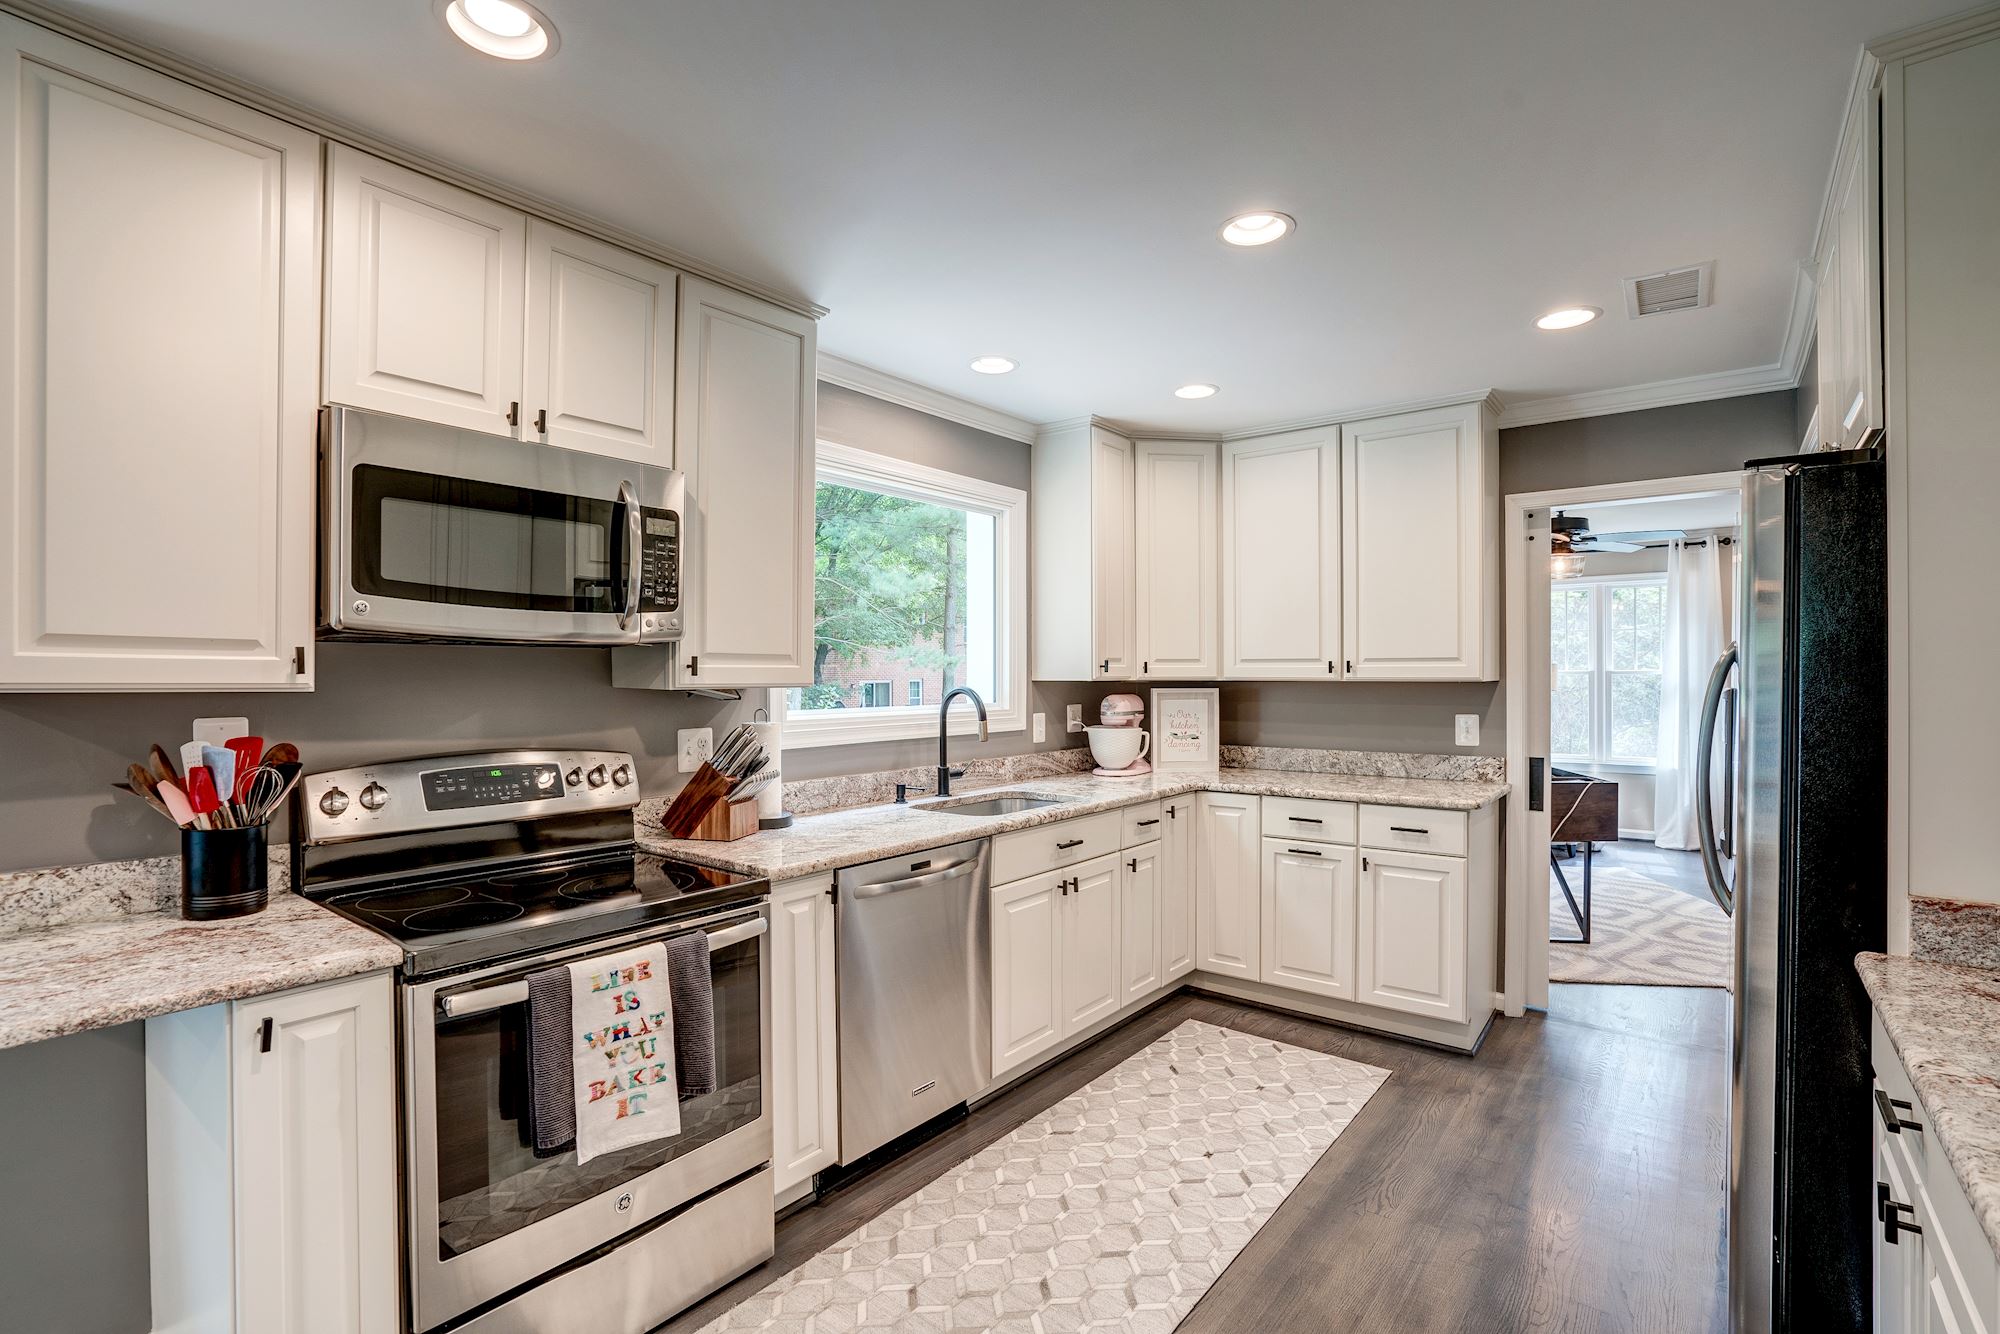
xmin=685 ymin=798 xmax=759 ymax=842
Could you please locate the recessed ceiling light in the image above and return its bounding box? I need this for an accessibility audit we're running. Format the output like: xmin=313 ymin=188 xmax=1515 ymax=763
xmin=1174 ymin=383 xmax=1219 ymax=400
xmin=1535 ymin=305 xmax=1601 ymax=331
xmin=969 ymin=355 xmax=1017 ymax=375
xmin=441 ymin=0 xmax=559 ymax=61
xmin=1219 ymin=212 xmax=1294 ymax=247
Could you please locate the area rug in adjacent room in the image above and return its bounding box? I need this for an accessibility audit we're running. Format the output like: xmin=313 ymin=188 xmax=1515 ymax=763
xmin=699 ymin=1019 xmax=1390 ymax=1334
xmin=1551 ymin=867 xmax=1733 ymax=988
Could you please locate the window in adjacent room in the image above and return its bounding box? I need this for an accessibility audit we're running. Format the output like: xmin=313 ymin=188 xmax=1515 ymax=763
xmin=783 ymin=441 xmax=1027 ymax=747
xmin=1551 ymin=575 xmax=1666 ymax=767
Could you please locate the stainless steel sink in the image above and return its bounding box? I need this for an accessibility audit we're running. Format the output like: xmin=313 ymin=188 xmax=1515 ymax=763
xmin=921 ymin=793 xmax=1065 ymax=817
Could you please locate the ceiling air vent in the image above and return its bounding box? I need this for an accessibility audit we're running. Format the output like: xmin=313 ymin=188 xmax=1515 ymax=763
xmin=1623 ymin=262 xmax=1713 ymax=319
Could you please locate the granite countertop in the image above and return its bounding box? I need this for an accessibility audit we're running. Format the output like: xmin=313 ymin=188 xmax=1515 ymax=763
xmin=642 ymin=766 xmax=1510 ymax=881
xmin=0 ymin=893 xmax=402 ymax=1051
xmin=1857 ymin=951 xmax=2000 ymax=1258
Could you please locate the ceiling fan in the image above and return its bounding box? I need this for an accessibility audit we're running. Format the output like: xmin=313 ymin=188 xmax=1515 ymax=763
xmin=1550 ymin=511 xmax=1684 ymax=554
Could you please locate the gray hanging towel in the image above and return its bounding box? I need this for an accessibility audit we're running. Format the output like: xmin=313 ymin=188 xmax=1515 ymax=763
xmin=527 ymin=965 xmax=576 ymax=1157
xmin=665 ymin=930 xmax=716 ymax=1098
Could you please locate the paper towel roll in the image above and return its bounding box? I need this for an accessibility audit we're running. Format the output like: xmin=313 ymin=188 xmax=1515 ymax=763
xmin=748 ymin=719 xmax=784 ymax=823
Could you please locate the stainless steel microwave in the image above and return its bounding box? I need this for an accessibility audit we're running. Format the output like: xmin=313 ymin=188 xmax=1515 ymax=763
xmin=321 ymin=406 xmax=684 ymax=645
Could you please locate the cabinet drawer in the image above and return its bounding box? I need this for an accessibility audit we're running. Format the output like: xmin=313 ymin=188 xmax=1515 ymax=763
xmin=1262 ymin=797 xmax=1357 ymax=844
xmin=1873 ymin=1011 xmax=1927 ymax=1172
xmin=1121 ymin=801 xmax=1166 ymax=847
xmin=1360 ymin=805 xmax=1466 ymax=857
xmin=992 ymin=812 xmax=1121 ymax=885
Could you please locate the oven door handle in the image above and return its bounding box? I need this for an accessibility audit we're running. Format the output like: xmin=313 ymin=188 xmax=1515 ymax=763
xmin=615 ymin=479 xmax=643 ymax=636
xmin=436 ymin=916 xmax=768 ymax=1019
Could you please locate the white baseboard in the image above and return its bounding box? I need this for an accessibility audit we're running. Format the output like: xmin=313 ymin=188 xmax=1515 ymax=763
xmin=1617 ymin=827 xmax=1656 ymax=841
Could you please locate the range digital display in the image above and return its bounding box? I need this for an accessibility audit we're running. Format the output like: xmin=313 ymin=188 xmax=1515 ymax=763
xmin=421 ymin=763 xmax=563 ymax=811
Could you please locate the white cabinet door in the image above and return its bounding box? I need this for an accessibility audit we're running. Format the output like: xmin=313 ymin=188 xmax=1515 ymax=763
xmin=1876 ymin=1134 xmax=1923 ymax=1334
xmin=1090 ymin=428 xmax=1136 ymax=679
xmin=0 ymin=18 xmax=319 ymax=690
xmin=1060 ymin=854 xmax=1123 ymax=1033
xmin=1356 ymin=848 xmax=1467 ymax=1021
xmin=991 ymin=871 xmax=1064 ymax=1077
xmin=1195 ymin=792 xmax=1262 ymax=978
xmin=771 ymin=876 xmax=838 ymax=1193
xmin=1120 ymin=842 xmax=1163 ymax=1002
xmin=1260 ymin=838 xmax=1357 ymax=1001
xmin=326 ymin=146 xmax=525 ymax=437
xmin=1342 ymin=402 xmax=1497 ymax=681
xmin=1220 ymin=429 xmax=1340 ymax=679
xmin=1134 ymin=440 xmax=1218 ymax=679
xmin=233 ymin=974 xmax=397 ymax=1334
xmin=1817 ymin=87 xmax=1882 ymax=450
xmin=673 ymin=277 xmax=815 ymax=688
xmin=1161 ymin=799 xmax=1196 ymax=981
xmin=523 ymin=220 xmax=676 ymax=465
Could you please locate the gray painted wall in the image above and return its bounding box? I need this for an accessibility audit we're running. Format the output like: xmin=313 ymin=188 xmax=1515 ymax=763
xmin=1498 ymin=389 xmax=1793 ymax=497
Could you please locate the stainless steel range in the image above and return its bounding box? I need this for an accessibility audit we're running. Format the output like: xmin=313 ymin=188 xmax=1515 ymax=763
xmin=294 ymin=749 xmax=774 ymax=1334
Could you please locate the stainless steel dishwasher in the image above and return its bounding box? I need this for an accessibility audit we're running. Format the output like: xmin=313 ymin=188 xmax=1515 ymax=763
xmin=835 ymin=837 xmax=992 ymax=1164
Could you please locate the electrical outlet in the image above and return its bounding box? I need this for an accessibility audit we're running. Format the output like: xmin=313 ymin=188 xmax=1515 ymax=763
xmin=1455 ymin=714 xmax=1479 ymax=747
xmin=1066 ymin=704 xmax=1084 ymax=733
xmin=677 ymin=728 xmax=713 ymax=773
xmin=1033 ymin=713 xmax=1046 ymax=743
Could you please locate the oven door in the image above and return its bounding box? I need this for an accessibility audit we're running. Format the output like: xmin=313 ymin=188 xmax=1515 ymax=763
xmin=405 ymin=904 xmax=769 ymax=1333
xmin=323 ymin=405 xmax=683 ymax=644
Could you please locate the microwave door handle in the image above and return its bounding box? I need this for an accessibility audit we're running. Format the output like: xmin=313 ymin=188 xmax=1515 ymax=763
xmin=616 ymin=480 xmax=642 ymax=636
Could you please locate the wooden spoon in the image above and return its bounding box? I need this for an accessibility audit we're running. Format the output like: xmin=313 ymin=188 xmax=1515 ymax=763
xmin=262 ymin=741 xmax=300 ymax=766
xmin=123 ymin=763 xmax=176 ymax=822
xmin=148 ymin=743 xmax=181 ymax=787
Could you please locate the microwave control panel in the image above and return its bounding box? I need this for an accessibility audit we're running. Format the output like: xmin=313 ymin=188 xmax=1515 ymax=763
xmin=637 ymin=508 xmax=679 ymax=613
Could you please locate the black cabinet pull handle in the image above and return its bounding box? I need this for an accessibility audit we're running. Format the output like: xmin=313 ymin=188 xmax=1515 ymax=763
xmin=258 ymin=1016 xmax=274 ymax=1053
xmin=1875 ymin=1088 xmax=1924 ymax=1134
xmin=1389 ymin=826 xmax=1430 ymax=835
xmin=1289 ymin=815 xmax=1323 ymax=823
xmin=1287 ymin=847 xmax=1323 ymax=856
xmin=1100 ymin=660 xmax=1109 ymax=674
xmin=1127 ymin=858 xmax=1138 ymax=872
xmin=1362 ymin=856 xmax=1369 ymax=872
xmin=507 ymin=400 xmax=520 ymax=427
xmin=1883 ymin=1199 xmax=1921 ymax=1245
xmin=534 ymin=407 xmax=548 ymax=434
xmin=1056 ymin=839 xmax=1083 ymax=850
xmin=1136 ymin=819 xmax=1159 ymax=828
xmin=1167 ymin=805 xmax=1177 ymax=818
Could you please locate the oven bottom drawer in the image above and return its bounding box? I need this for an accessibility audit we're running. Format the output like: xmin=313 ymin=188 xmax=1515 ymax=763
xmin=450 ymin=1167 xmax=774 ymax=1334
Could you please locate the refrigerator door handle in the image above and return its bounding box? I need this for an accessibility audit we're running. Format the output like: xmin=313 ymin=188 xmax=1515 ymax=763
xmin=1696 ymin=641 xmax=1739 ymax=916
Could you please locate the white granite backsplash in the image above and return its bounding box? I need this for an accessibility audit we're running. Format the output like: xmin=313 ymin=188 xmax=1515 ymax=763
xmin=1910 ymin=895 xmax=2000 ymax=972
xmin=776 ymin=747 xmax=1097 ymax=817
xmin=1218 ymin=745 xmax=1506 ymax=784
xmin=0 ymin=851 xmax=291 ymax=939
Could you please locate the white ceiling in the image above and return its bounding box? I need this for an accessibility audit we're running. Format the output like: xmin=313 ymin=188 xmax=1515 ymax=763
xmin=1567 ymin=491 xmax=1741 ymax=536
xmin=39 ymin=0 xmax=1963 ymax=434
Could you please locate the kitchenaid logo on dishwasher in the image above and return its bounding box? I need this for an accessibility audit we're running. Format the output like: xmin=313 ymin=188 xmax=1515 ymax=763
xmin=912 ymin=1080 xmax=937 ymax=1097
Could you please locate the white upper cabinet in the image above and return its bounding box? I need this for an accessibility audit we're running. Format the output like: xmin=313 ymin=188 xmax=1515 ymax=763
xmin=326 ymin=146 xmax=526 ymax=438
xmin=1815 ymin=81 xmax=1883 ymax=450
xmin=1032 ymin=423 xmax=1135 ymax=680
xmin=670 ymin=277 xmax=816 ymax=688
xmin=1133 ymin=439 xmax=1219 ymax=679
xmin=524 ymin=220 xmax=676 ymax=464
xmin=1221 ymin=428 xmax=1341 ymax=679
xmin=1341 ymin=401 xmax=1499 ymax=681
xmin=0 ymin=16 xmax=320 ymax=690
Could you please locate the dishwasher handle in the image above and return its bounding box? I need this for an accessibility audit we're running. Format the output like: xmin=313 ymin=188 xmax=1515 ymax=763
xmin=848 ymin=856 xmax=980 ymax=899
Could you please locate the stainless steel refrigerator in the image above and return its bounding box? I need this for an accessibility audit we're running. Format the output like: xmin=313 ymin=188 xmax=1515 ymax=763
xmin=1701 ymin=449 xmax=1886 ymax=1333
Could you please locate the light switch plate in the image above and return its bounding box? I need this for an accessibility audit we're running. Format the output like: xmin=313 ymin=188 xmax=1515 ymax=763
xmin=1066 ymin=704 xmax=1084 ymax=733
xmin=1033 ymin=713 xmax=1046 ymax=743
xmin=677 ymin=728 xmax=713 ymax=773
xmin=1455 ymin=714 xmax=1479 ymax=747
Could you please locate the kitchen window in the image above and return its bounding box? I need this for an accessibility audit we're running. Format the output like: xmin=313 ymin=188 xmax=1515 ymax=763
xmin=783 ymin=440 xmax=1027 ymax=748
xmin=1551 ymin=575 xmax=1666 ymax=768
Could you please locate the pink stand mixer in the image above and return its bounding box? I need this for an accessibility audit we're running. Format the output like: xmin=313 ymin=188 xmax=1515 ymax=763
xmin=1087 ymin=693 xmax=1152 ymax=778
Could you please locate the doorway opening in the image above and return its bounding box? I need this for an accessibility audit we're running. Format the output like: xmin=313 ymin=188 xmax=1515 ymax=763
xmin=1501 ymin=472 xmax=1744 ymax=1012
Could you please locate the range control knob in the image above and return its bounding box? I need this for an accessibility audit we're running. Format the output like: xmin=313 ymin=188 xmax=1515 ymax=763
xmin=564 ymin=767 xmax=583 ymax=788
xmin=535 ymin=768 xmax=558 ymax=791
xmin=318 ymin=787 xmax=350 ymax=817
xmin=585 ymin=764 xmax=609 ymax=789
xmin=610 ymin=764 xmax=633 ymax=788
xmin=359 ymin=782 xmax=390 ymax=812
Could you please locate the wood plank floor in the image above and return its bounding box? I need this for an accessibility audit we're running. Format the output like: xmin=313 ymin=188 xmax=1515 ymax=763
xmin=662 ymin=985 xmax=1729 ymax=1334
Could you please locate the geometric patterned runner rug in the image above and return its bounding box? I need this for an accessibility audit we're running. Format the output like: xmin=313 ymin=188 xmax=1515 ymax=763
xmin=697 ymin=1020 xmax=1391 ymax=1333
xmin=1551 ymin=868 xmax=1733 ymax=989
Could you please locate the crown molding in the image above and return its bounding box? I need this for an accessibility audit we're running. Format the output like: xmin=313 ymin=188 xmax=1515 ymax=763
xmin=1495 ymin=364 xmax=1797 ymax=429
xmin=1867 ymin=2 xmax=2000 ymax=64
xmin=815 ymin=352 xmax=1038 ymax=443
xmin=1778 ymin=261 xmax=1819 ymax=387
xmin=0 ymin=0 xmax=826 ymax=320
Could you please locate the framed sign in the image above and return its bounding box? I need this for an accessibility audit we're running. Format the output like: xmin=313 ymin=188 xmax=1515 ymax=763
xmin=1151 ymin=688 xmax=1220 ymax=772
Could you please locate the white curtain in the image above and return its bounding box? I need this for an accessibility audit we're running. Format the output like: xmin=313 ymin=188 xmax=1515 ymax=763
xmin=1655 ymin=539 xmax=1730 ymax=849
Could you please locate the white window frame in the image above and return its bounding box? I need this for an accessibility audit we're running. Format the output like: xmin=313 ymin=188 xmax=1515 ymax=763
xmin=1550 ymin=573 xmax=1667 ymax=772
xmin=783 ymin=438 xmax=1029 ymax=749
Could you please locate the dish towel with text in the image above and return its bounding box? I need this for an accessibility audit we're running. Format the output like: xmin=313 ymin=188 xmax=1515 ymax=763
xmin=569 ymin=943 xmax=683 ymax=1164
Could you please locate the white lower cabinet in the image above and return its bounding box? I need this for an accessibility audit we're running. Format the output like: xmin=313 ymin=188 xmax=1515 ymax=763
xmin=1356 ymin=847 xmax=1467 ymax=1022
xmin=1120 ymin=842 xmax=1163 ymax=1002
xmin=770 ymin=874 xmax=838 ymax=1194
xmin=1161 ymin=799 xmax=1196 ymax=981
xmin=991 ymin=870 xmax=1066 ymax=1077
xmin=1060 ymin=854 xmax=1123 ymax=1033
xmin=1195 ymin=792 xmax=1262 ymax=978
xmin=1259 ymin=838 xmax=1357 ymax=1001
xmin=147 ymin=971 xmax=397 ymax=1334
